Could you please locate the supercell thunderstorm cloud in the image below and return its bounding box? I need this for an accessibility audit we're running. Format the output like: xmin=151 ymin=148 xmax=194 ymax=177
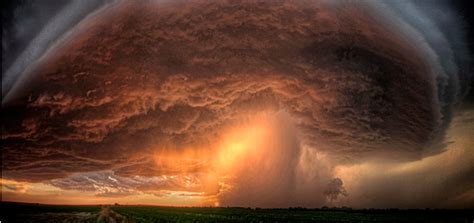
xmin=1 ymin=0 xmax=473 ymax=208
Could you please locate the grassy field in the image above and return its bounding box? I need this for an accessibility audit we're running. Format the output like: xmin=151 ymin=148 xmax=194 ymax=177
xmin=1 ymin=202 xmax=473 ymax=223
xmin=0 ymin=202 xmax=101 ymax=222
xmin=111 ymin=206 xmax=474 ymax=223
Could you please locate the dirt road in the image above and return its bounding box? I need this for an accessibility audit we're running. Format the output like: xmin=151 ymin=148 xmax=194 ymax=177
xmin=97 ymin=206 xmax=134 ymax=223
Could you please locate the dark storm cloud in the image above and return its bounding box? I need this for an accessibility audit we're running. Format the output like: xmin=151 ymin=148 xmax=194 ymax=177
xmin=375 ymin=0 xmax=472 ymax=151
xmin=389 ymin=0 xmax=472 ymax=96
xmin=1 ymin=0 xmax=472 ymax=207
xmin=2 ymin=0 xmax=69 ymax=75
xmin=2 ymin=0 xmax=118 ymax=102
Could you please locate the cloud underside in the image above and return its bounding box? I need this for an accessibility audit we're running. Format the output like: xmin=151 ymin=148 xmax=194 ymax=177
xmin=1 ymin=1 xmax=472 ymax=207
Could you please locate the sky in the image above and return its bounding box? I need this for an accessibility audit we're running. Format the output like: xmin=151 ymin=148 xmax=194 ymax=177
xmin=1 ymin=0 xmax=473 ymax=208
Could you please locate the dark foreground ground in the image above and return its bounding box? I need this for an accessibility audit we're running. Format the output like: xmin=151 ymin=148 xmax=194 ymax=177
xmin=1 ymin=202 xmax=473 ymax=223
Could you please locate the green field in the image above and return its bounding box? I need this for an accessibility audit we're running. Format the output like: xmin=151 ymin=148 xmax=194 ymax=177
xmin=1 ymin=202 xmax=473 ymax=223
xmin=111 ymin=206 xmax=473 ymax=223
xmin=0 ymin=202 xmax=101 ymax=222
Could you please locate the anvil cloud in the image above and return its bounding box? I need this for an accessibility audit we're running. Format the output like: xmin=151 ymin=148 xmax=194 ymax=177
xmin=1 ymin=0 xmax=473 ymax=208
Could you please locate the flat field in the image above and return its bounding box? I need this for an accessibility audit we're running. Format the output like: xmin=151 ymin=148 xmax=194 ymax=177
xmin=1 ymin=202 xmax=473 ymax=223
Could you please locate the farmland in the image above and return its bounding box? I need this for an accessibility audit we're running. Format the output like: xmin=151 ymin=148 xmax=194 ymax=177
xmin=111 ymin=206 xmax=474 ymax=223
xmin=0 ymin=202 xmax=100 ymax=222
xmin=1 ymin=202 xmax=473 ymax=223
